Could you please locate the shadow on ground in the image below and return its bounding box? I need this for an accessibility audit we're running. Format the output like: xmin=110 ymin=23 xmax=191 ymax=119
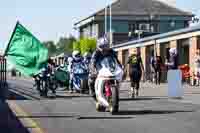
xmin=77 ymin=116 xmax=133 ymax=120
xmin=0 ymin=101 xmax=30 ymax=133
xmin=113 ymin=109 xmax=194 ymax=115
xmin=56 ymin=95 xmax=91 ymax=99
xmin=120 ymin=96 xmax=168 ymax=101
xmin=7 ymin=90 xmax=30 ymax=100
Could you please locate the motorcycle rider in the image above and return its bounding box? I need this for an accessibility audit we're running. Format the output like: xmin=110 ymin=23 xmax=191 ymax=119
xmin=69 ymin=50 xmax=83 ymax=93
xmin=35 ymin=58 xmax=56 ymax=97
xmin=83 ymin=52 xmax=92 ymax=65
xmin=89 ymin=37 xmax=122 ymax=101
xmin=46 ymin=58 xmax=57 ymax=96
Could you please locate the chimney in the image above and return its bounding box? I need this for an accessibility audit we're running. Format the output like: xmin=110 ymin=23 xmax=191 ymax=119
xmin=157 ymin=0 xmax=176 ymax=7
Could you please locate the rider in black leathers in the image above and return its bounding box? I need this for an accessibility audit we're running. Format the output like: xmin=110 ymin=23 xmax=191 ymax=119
xmin=88 ymin=37 xmax=122 ymax=101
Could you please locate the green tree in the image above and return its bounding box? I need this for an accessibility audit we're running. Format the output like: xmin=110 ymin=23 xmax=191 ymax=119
xmin=43 ymin=41 xmax=57 ymax=56
xmin=73 ymin=38 xmax=96 ymax=54
xmin=73 ymin=40 xmax=80 ymax=51
xmin=56 ymin=36 xmax=76 ymax=54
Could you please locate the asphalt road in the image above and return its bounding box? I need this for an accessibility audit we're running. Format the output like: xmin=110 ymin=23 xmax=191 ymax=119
xmin=3 ymin=78 xmax=200 ymax=133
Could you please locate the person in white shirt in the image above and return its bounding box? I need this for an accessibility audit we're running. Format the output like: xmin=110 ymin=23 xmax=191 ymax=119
xmin=194 ymin=50 xmax=200 ymax=86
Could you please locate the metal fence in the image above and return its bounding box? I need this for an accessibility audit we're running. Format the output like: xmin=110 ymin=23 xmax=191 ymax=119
xmin=0 ymin=56 xmax=7 ymax=89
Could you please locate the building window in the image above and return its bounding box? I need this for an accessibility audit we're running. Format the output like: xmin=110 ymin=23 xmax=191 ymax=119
xmin=129 ymin=23 xmax=136 ymax=33
xmin=91 ymin=24 xmax=98 ymax=39
xmin=139 ymin=23 xmax=151 ymax=32
xmin=137 ymin=23 xmax=158 ymax=33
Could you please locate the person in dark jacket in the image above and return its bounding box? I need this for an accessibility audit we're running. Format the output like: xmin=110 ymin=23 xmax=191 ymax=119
xmin=165 ymin=48 xmax=178 ymax=70
xmin=151 ymin=56 xmax=163 ymax=85
xmin=125 ymin=48 xmax=144 ymax=98
xmin=88 ymin=37 xmax=122 ymax=101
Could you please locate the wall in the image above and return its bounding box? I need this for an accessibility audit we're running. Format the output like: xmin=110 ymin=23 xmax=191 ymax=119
xmin=79 ymin=16 xmax=190 ymax=43
xmin=106 ymin=21 xmax=129 ymax=33
xmin=159 ymin=21 xmax=185 ymax=33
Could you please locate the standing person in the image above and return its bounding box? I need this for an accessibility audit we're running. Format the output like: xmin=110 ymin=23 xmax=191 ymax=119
xmin=153 ymin=56 xmax=163 ymax=85
xmin=150 ymin=51 xmax=156 ymax=83
xmin=165 ymin=48 xmax=184 ymax=98
xmin=125 ymin=48 xmax=144 ymax=98
xmin=194 ymin=49 xmax=200 ymax=86
xmin=156 ymin=56 xmax=163 ymax=84
xmin=165 ymin=48 xmax=178 ymax=70
xmin=67 ymin=57 xmax=74 ymax=93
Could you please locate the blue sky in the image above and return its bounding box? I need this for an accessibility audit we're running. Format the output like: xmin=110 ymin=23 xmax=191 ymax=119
xmin=0 ymin=0 xmax=199 ymax=50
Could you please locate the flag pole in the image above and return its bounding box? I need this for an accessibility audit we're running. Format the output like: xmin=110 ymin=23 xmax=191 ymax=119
xmin=4 ymin=21 xmax=19 ymax=56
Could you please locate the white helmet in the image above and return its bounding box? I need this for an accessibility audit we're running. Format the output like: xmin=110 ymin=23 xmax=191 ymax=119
xmin=41 ymin=68 xmax=46 ymax=72
xmin=97 ymin=37 xmax=109 ymax=51
xmin=83 ymin=52 xmax=91 ymax=58
xmin=68 ymin=57 xmax=73 ymax=63
xmin=72 ymin=50 xmax=81 ymax=61
xmin=60 ymin=64 xmax=64 ymax=67
xmin=169 ymin=48 xmax=177 ymax=55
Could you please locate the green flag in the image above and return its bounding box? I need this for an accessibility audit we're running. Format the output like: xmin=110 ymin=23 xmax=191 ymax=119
xmin=4 ymin=22 xmax=49 ymax=76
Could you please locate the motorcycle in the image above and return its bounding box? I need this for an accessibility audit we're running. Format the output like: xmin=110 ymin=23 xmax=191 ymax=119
xmin=54 ymin=65 xmax=70 ymax=90
xmin=72 ymin=60 xmax=89 ymax=93
xmin=35 ymin=68 xmax=57 ymax=97
xmin=95 ymin=56 xmax=123 ymax=114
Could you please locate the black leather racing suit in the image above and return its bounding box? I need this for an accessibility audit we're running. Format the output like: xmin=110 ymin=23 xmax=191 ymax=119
xmin=88 ymin=48 xmax=121 ymax=101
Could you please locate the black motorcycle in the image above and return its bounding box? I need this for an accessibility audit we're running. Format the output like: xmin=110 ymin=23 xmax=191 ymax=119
xmin=34 ymin=69 xmax=57 ymax=98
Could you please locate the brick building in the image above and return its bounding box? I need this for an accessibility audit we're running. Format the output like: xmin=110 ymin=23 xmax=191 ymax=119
xmin=113 ymin=25 xmax=200 ymax=82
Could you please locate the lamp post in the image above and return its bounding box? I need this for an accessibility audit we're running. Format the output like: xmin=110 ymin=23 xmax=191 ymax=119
xmin=109 ymin=1 xmax=112 ymax=46
xmin=105 ymin=0 xmax=113 ymax=47
xmin=105 ymin=5 xmax=107 ymax=35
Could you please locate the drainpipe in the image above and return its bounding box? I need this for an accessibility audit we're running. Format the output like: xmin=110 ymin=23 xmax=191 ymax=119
xmin=154 ymin=39 xmax=157 ymax=57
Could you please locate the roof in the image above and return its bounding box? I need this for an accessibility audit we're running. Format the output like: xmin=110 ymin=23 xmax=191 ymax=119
xmin=112 ymin=24 xmax=200 ymax=49
xmin=75 ymin=0 xmax=193 ymax=26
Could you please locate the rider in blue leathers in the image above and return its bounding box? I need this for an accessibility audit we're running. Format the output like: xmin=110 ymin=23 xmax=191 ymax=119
xmin=68 ymin=50 xmax=84 ymax=93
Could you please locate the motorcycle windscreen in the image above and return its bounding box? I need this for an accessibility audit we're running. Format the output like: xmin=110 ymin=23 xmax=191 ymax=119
xmin=99 ymin=57 xmax=123 ymax=81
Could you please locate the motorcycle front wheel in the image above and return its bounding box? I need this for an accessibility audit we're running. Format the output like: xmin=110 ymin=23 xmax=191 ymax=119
xmin=41 ymin=79 xmax=49 ymax=97
xmin=80 ymin=79 xmax=89 ymax=94
xmin=109 ymin=86 xmax=119 ymax=114
xmin=96 ymin=102 xmax=106 ymax=112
